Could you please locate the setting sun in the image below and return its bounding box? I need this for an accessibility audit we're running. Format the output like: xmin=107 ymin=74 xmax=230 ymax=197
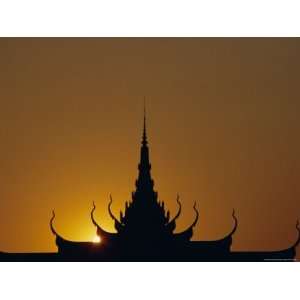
xmin=93 ymin=235 xmax=101 ymax=243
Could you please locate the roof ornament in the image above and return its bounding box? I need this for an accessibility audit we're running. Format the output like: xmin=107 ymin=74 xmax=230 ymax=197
xmin=292 ymin=220 xmax=300 ymax=248
xmin=172 ymin=202 xmax=199 ymax=241
xmin=142 ymin=97 xmax=147 ymax=146
xmin=174 ymin=194 xmax=182 ymax=220
xmin=165 ymin=194 xmax=182 ymax=227
xmin=191 ymin=202 xmax=199 ymax=228
xmin=49 ymin=210 xmax=71 ymax=247
xmin=50 ymin=210 xmax=57 ymax=236
xmin=220 ymin=209 xmax=238 ymax=240
xmin=90 ymin=201 xmax=98 ymax=227
xmin=229 ymin=209 xmax=238 ymax=236
xmin=91 ymin=201 xmax=117 ymax=238
xmin=108 ymin=195 xmax=124 ymax=230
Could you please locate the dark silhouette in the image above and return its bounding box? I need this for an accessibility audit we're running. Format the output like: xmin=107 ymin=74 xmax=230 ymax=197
xmin=0 ymin=108 xmax=299 ymax=261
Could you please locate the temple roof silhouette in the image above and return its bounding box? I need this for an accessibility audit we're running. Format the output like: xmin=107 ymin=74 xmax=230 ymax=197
xmin=0 ymin=107 xmax=299 ymax=261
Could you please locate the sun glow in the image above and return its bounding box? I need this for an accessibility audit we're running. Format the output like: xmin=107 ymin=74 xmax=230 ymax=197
xmin=93 ymin=235 xmax=101 ymax=243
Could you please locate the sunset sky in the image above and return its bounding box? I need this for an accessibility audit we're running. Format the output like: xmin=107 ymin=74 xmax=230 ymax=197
xmin=0 ymin=38 xmax=299 ymax=258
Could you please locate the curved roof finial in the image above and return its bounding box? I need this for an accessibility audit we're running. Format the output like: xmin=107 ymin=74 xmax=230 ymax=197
xmin=172 ymin=202 xmax=199 ymax=241
xmin=90 ymin=201 xmax=98 ymax=227
xmin=292 ymin=219 xmax=300 ymax=248
xmin=91 ymin=201 xmax=117 ymax=238
xmin=108 ymin=195 xmax=124 ymax=227
xmin=108 ymin=195 xmax=124 ymax=233
xmin=175 ymin=194 xmax=182 ymax=217
xmin=229 ymin=209 xmax=238 ymax=236
xmin=50 ymin=210 xmax=57 ymax=236
xmin=166 ymin=194 xmax=182 ymax=227
xmin=191 ymin=202 xmax=199 ymax=228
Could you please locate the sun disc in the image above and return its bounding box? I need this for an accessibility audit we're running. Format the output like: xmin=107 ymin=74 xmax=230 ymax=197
xmin=93 ymin=235 xmax=101 ymax=243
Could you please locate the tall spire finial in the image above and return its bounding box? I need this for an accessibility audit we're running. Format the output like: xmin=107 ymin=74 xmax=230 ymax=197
xmin=142 ymin=97 xmax=147 ymax=145
xmin=136 ymin=97 xmax=153 ymax=192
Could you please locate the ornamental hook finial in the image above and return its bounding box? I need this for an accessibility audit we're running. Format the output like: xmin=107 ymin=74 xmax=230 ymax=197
xmin=50 ymin=210 xmax=57 ymax=236
xmin=230 ymin=209 xmax=238 ymax=236
xmin=293 ymin=219 xmax=300 ymax=248
xmin=191 ymin=202 xmax=199 ymax=227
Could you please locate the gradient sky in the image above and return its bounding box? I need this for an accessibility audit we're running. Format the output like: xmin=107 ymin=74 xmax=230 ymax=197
xmin=0 ymin=38 xmax=299 ymax=258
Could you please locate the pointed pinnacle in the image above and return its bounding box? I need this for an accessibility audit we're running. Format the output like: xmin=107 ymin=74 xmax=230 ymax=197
xmin=142 ymin=97 xmax=147 ymax=145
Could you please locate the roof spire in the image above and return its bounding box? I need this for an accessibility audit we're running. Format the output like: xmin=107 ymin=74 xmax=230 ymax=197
xmin=142 ymin=97 xmax=147 ymax=145
xmin=135 ymin=98 xmax=154 ymax=193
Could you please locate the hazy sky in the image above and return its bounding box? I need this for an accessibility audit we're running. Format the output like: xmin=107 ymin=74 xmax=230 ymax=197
xmin=0 ymin=38 xmax=299 ymax=258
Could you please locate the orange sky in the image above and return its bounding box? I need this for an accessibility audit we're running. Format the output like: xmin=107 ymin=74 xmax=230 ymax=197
xmin=0 ymin=38 xmax=299 ymax=258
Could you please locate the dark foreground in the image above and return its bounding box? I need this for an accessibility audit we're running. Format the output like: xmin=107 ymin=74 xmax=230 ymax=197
xmin=0 ymin=252 xmax=297 ymax=262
